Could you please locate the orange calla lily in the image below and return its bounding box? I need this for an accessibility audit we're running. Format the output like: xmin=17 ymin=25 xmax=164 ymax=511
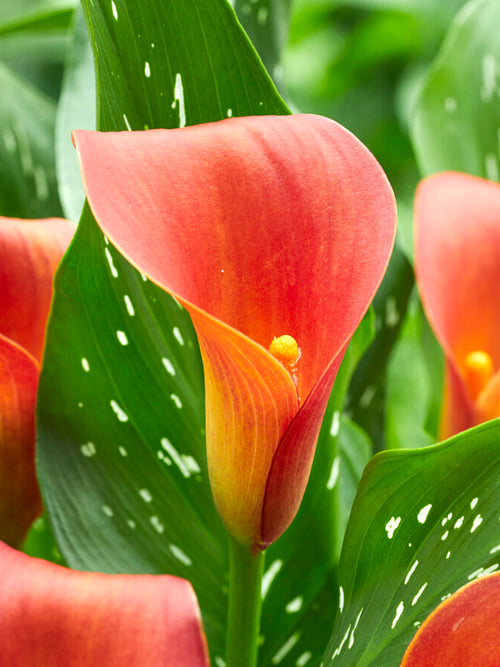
xmin=415 ymin=172 xmax=500 ymax=439
xmin=400 ymin=572 xmax=500 ymax=666
xmin=0 ymin=540 xmax=209 ymax=666
xmin=0 ymin=217 xmax=75 ymax=546
xmin=73 ymin=114 xmax=396 ymax=549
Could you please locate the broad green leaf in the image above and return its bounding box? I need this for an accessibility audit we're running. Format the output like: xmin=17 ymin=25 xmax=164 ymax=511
xmin=0 ymin=62 xmax=63 ymax=218
xmin=385 ymin=296 xmax=443 ymax=450
xmin=55 ymin=5 xmax=95 ymax=221
xmin=322 ymin=419 xmax=500 ymax=666
xmin=411 ymin=0 xmax=500 ymax=179
xmin=38 ymin=0 xmax=291 ymax=662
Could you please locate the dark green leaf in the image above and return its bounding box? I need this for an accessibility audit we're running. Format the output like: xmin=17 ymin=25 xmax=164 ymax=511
xmin=323 ymin=420 xmax=500 ymax=665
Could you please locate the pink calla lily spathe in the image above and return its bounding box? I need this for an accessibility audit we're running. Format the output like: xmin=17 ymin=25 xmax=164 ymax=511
xmin=0 ymin=540 xmax=209 ymax=666
xmin=400 ymin=573 xmax=500 ymax=666
xmin=0 ymin=217 xmax=75 ymax=546
xmin=415 ymin=172 xmax=500 ymax=439
xmin=73 ymin=114 xmax=396 ymax=549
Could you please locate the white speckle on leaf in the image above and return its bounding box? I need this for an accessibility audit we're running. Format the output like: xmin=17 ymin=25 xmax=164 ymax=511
xmin=470 ymin=497 xmax=479 ymax=510
xmin=123 ymin=295 xmax=135 ymax=316
xmin=285 ymin=596 xmax=303 ymax=613
xmin=111 ymin=0 xmax=118 ymax=19
xmin=261 ymin=559 xmax=283 ymax=599
xmin=170 ymin=393 xmax=183 ymax=409
xmin=116 ymin=330 xmax=129 ymax=346
xmin=385 ymin=516 xmax=401 ymax=539
xmin=441 ymin=530 xmax=450 ymax=541
xmin=446 ymin=551 xmax=451 ymax=559
xmin=405 ymin=560 xmax=419 ymax=585
xmin=339 ymin=585 xmax=344 ymax=613
xmin=348 ymin=609 xmax=363 ymax=649
xmin=418 ymin=504 xmax=432 ymax=524
xmin=489 ymin=544 xmax=500 ymax=554
xmin=391 ymin=601 xmax=404 ymax=629
xmin=169 ymin=543 xmax=192 ymax=566
xmin=296 ymin=652 xmax=312 ymax=666
xmin=118 ymin=446 xmax=128 ymax=457
xmin=173 ymin=326 xmax=184 ymax=346
xmin=127 ymin=519 xmax=136 ymax=529
xmin=144 ymin=61 xmax=151 ymax=78
xmin=454 ymin=516 xmax=465 ymax=529
xmin=110 ymin=399 xmax=128 ymax=422
xmin=182 ymin=455 xmax=201 ymax=475
xmin=81 ymin=357 xmax=90 ymax=372
xmin=227 ymin=108 xmax=233 ymax=117
xmin=150 ymin=515 xmax=164 ymax=533
xmin=123 ymin=114 xmax=132 ymax=131
xmin=411 ymin=583 xmax=427 ymax=606
xmin=160 ymin=438 xmax=190 ymax=477
xmin=272 ymin=632 xmax=300 ymax=664
xmin=80 ymin=442 xmax=96 ymax=457
xmin=105 ymin=247 xmax=118 ymax=277
xmin=139 ymin=488 xmax=153 ymax=503
xmin=102 ymin=505 xmax=113 ymax=517
xmin=173 ymin=73 xmax=186 ymax=128
xmin=327 ymin=456 xmax=340 ymax=490
xmin=330 ymin=410 xmax=340 ymax=437
xmin=470 ymin=514 xmax=483 ymax=533
xmin=162 ymin=357 xmax=176 ymax=376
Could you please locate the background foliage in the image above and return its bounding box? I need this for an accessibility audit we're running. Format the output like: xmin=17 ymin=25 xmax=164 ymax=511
xmin=1 ymin=0 xmax=499 ymax=665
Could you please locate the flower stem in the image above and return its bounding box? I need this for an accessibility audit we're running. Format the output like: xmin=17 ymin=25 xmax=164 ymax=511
xmin=225 ymin=536 xmax=265 ymax=667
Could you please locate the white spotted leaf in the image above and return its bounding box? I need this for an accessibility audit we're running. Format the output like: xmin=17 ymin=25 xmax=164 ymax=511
xmin=322 ymin=419 xmax=500 ymax=666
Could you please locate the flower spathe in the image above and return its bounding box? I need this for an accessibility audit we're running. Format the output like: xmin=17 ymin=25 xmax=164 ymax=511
xmin=0 ymin=217 xmax=75 ymax=546
xmin=0 ymin=540 xmax=209 ymax=666
xmin=400 ymin=573 xmax=500 ymax=666
xmin=73 ymin=114 xmax=396 ymax=548
xmin=415 ymin=172 xmax=500 ymax=439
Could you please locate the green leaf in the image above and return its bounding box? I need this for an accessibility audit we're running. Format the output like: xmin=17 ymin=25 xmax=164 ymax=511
xmin=38 ymin=0 xmax=289 ymax=662
xmin=322 ymin=419 xmax=500 ymax=666
xmin=0 ymin=61 xmax=63 ymax=218
xmin=411 ymin=0 xmax=500 ymax=179
xmin=55 ymin=5 xmax=95 ymax=221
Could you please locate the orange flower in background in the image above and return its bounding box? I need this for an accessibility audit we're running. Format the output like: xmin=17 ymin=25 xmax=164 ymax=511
xmin=73 ymin=114 xmax=396 ymax=549
xmin=415 ymin=172 xmax=500 ymax=439
xmin=400 ymin=572 xmax=500 ymax=666
xmin=0 ymin=217 xmax=75 ymax=546
xmin=0 ymin=540 xmax=209 ymax=666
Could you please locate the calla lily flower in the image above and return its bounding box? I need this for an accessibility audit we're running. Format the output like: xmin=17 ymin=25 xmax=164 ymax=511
xmin=73 ymin=114 xmax=396 ymax=549
xmin=0 ymin=540 xmax=209 ymax=666
xmin=400 ymin=572 xmax=500 ymax=666
xmin=0 ymin=217 xmax=75 ymax=546
xmin=415 ymin=172 xmax=500 ymax=439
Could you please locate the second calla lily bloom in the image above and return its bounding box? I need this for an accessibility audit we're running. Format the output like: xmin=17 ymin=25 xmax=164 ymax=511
xmin=0 ymin=217 xmax=75 ymax=546
xmin=415 ymin=172 xmax=500 ymax=439
xmin=73 ymin=114 xmax=396 ymax=549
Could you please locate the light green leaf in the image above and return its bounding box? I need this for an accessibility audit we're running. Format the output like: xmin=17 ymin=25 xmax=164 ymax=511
xmin=322 ymin=420 xmax=500 ymax=665
xmin=411 ymin=0 xmax=500 ymax=179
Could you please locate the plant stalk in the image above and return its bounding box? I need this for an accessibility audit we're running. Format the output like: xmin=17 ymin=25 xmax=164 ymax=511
xmin=225 ymin=536 xmax=266 ymax=667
